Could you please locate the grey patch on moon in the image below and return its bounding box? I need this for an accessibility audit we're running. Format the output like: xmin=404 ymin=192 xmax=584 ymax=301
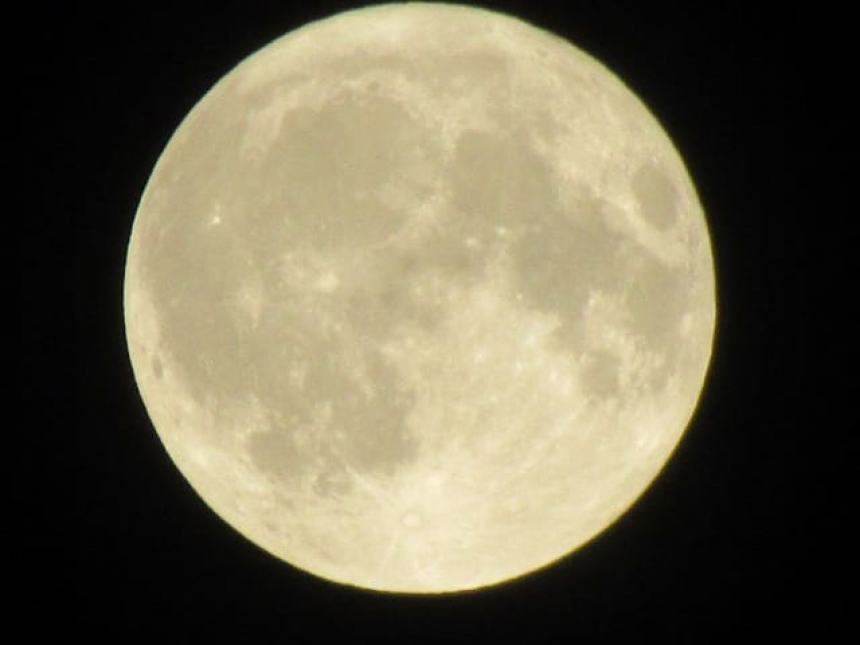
xmin=239 ymin=93 xmax=437 ymax=253
xmin=492 ymin=159 xmax=693 ymax=395
xmin=632 ymin=162 xmax=680 ymax=231
xmin=243 ymin=330 xmax=420 ymax=484
xmin=510 ymin=183 xmax=624 ymax=346
xmin=451 ymin=128 xmax=558 ymax=234
xmin=624 ymin=252 xmax=689 ymax=368
xmin=151 ymin=355 xmax=163 ymax=380
xmin=580 ymin=349 xmax=621 ymax=397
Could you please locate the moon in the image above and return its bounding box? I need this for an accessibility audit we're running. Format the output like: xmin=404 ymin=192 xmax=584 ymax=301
xmin=124 ymin=3 xmax=716 ymax=593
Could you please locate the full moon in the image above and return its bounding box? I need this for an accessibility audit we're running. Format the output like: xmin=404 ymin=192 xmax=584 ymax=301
xmin=124 ymin=3 xmax=715 ymax=593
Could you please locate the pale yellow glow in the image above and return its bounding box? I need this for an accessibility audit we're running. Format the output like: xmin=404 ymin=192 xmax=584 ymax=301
xmin=124 ymin=3 xmax=716 ymax=593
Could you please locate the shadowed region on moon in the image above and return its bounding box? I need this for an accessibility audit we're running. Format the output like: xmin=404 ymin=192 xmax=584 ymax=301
xmin=124 ymin=2 xmax=715 ymax=593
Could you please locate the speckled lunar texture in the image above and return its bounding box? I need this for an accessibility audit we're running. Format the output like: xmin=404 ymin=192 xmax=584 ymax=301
xmin=124 ymin=3 xmax=715 ymax=592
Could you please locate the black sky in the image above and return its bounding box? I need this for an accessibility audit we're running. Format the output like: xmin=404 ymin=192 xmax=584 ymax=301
xmin=27 ymin=0 xmax=819 ymax=639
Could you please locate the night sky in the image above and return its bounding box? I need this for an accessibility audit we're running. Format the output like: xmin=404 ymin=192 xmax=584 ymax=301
xmin=26 ymin=1 xmax=820 ymax=639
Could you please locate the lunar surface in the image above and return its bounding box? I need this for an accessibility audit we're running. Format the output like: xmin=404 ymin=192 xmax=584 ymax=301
xmin=124 ymin=3 xmax=716 ymax=593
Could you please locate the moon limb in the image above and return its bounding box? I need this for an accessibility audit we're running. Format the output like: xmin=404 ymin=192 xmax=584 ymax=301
xmin=124 ymin=3 xmax=716 ymax=593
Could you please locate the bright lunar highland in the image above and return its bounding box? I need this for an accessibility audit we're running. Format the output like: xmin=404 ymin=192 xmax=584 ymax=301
xmin=124 ymin=3 xmax=716 ymax=593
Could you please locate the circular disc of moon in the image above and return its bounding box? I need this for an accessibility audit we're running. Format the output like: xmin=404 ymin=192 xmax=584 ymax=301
xmin=124 ymin=3 xmax=716 ymax=593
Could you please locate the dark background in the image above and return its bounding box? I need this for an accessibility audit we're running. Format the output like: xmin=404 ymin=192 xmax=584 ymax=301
xmin=28 ymin=0 xmax=819 ymax=639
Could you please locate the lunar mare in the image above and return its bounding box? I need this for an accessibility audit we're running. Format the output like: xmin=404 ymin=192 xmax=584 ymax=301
xmin=124 ymin=3 xmax=715 ymax=592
